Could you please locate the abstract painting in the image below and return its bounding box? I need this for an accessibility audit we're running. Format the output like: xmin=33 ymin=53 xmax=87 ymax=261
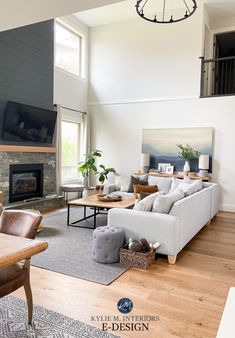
xmin=142 ymin=127 xmax=213 ymax=173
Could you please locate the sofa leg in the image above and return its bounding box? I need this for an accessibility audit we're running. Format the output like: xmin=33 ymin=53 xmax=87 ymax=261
xmin=168 ymin=255 xmax=177 ymax=264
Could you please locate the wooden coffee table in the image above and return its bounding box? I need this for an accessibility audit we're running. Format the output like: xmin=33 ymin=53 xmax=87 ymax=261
xmin=67 ymin=195 xmax=135 ymax=228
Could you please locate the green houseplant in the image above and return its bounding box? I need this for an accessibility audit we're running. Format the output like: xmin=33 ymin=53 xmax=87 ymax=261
xmin=78 ymin=150 xmax=116 ymax=189
xmin=176 ymin=143 xmax=201 ymax=173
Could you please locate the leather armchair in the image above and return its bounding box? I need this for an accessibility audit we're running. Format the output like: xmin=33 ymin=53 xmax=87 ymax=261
xmin=0 ymin=210 xmax=43 ymax=324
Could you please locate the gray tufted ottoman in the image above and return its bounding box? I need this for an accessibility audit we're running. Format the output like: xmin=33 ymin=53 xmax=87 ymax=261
xmin=92 ymin=226 xmax=125 ymax=263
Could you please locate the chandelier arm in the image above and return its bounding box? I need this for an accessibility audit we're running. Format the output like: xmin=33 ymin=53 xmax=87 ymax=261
xmin=162 ymin=0 xmax=166 ymax=22
xmin=183 ymin=0 xmax=191 ymax=14
xmin=140 ymin=0 xmax=149 ymax=13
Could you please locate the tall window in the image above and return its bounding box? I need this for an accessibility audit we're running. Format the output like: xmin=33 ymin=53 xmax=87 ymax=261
xmin=61 ymin=121 xmax=81 ymax=181
xmin=55 ymin=22 xmax=82 ymax=76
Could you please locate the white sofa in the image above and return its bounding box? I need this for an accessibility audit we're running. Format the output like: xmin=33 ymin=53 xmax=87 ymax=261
xmin=107 ymin=178 xmax=220 ymax=264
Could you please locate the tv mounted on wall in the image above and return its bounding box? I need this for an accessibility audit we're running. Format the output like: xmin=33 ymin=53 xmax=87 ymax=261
xmin=2 ymin=101 xmax=57 ymax=146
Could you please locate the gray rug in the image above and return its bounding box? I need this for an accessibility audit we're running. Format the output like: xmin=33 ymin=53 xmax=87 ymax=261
xmin=0 ymin=296 xmax=119 ymax=338
xmin=32 ymin=208 xmax=128 ymax=285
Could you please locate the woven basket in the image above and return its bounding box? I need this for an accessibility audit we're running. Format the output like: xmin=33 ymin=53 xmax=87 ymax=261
xmin=120 ymin=247 xmax=156 ymax=270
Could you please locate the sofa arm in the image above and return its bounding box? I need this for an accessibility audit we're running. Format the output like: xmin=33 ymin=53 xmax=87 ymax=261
xmin=169 ymin=188 xmax=211 ymax=251
xmin=108 ymin=208 xmax=180 ymax=256
xmin=210 ymin=183 xmax=220 ymax=217
xmin=203 ymin=182 xmax=220 ymax=217
xmin=103 ymin=184 xmax=118 ymax=194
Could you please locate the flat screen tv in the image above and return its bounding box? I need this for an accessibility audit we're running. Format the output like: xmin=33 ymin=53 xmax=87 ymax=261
xmin=2 ymin=101 xmax=57 ymax=146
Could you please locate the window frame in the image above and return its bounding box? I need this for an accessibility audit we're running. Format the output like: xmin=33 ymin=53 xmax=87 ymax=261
xmin=61 ymin=118 xmax=83 ymax=184
xmin=54 ymin=20 xmax=84 ymax=79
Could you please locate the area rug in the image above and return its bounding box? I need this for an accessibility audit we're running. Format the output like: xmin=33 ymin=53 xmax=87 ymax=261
xmin=31 ymin=208 xmax=128 ymax=285
xmin=0 ymin=295 xmax=119 ymax=338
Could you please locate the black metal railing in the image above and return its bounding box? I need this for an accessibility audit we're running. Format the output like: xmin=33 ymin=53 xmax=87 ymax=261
xmin=200 ymin=56 xmax=235 ymax=97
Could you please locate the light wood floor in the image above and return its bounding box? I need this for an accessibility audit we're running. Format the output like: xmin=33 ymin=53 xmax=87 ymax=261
xmin=13 ymin=211 xmax=235 ymax=338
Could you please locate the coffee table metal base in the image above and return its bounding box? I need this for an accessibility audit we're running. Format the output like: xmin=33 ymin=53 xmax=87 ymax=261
xmin=67 ymin=204 xmax=108 ymax=229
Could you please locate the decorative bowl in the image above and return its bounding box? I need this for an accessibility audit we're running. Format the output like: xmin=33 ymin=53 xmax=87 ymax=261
xmin=97 ymin=194 xmax=122 ymax=202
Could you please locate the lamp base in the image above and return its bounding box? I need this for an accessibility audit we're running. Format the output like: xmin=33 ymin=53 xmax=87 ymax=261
xmin=142 ymin=166 xmax=150 ymax=174
xmin=199 ymin=169 xmax=208 ymax=177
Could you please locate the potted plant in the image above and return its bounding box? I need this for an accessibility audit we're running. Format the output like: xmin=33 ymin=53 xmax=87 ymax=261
xmin=78 ymin=150 xmax=116 ymax=196
xmin=176 ymin=144 xmax=201 ymax=173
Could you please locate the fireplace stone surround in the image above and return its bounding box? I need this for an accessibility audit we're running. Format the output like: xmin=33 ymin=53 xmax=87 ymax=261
xmin=0 ymin=151 xmax=57 ymax=205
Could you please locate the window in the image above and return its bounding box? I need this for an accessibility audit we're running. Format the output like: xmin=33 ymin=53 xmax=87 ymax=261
xmin=55 ymin=22 xmax=82 ymax=76
xmin=61 ymin=121 xmax=81 ymax=182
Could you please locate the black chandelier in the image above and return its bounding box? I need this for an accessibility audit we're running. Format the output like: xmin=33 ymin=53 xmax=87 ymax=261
xmin=135 ymin=0 xmax=197 ymax=24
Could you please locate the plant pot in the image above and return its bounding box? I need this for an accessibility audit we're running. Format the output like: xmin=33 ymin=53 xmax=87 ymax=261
xmin=83 ymin=187 xmax=95 ymax=198
xmin=183 ymin=161 xmax=190 ymax=174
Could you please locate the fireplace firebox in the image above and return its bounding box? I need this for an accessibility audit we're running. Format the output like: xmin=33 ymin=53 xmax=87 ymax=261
xmin=9 ymin=163 xmax=43 ymax=203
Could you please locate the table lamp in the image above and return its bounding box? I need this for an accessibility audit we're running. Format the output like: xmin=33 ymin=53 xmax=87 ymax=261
xmin=198 ymin=155 xmax=209 ymax=177
xmin=141 ymin=153 xmax=150 ymax=173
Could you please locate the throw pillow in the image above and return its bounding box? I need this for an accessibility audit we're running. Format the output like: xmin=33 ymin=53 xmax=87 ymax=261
xmin=139 ymin=192 xmax=152 ymax=200
xmin=170 ymin=177 xmax=182 ymax=193
xmin=152 ymin=189 xmax=185 ymax=214
xmin=133 ymin=184 xmax=158 ymax=198
xmin=177 ymin=179 xmax=203 ymax=196
xmin=134 ymin=191 xmax=163 ymax=212
xmin=128 ymin=175 xmax=148 ymax=193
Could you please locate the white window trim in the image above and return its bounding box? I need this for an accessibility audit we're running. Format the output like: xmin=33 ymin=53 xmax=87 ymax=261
xmin=55 ymin=19 xmax=85 ymax=79
xmin=55 ymin=65 xmax=87 ymax=82
xmin=61 ymin=115 xmax=84 ymax=185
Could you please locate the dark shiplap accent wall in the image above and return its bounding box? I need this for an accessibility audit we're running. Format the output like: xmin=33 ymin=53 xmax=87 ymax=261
xmin=0 ymin=20 xmax=54 ymax=142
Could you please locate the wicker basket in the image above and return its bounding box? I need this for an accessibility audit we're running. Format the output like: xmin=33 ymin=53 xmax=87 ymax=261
xmin=119 ymin=246 xmax=156 ymax=270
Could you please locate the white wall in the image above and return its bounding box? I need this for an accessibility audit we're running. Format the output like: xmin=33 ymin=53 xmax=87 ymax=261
xmin=54 ymin=15 xmax=89 ymax=191
xmin=90 ymin=96 xmax=235 ymax=212
xmin=54 ymin=15 xmax=89 ymax=112
xmin=88 ymin=4 xmax=235 ymax=212
xmin=89 ymin=5 xmax=203 ymax=104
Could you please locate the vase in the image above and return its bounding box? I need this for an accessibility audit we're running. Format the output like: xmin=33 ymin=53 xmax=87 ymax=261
xmin=183 ymin=161 xmax=190 ymax=174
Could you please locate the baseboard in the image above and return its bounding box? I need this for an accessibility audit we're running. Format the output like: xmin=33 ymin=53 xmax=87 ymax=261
xmin=219 ymin=204 xmax=235 ymax=212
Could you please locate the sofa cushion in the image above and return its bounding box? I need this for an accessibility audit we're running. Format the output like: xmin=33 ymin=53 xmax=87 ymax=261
xmin=134 ymin=191 xmax=163 ymax=212
xmin=115 ymin=174 xmax=131 ymax=192
xmin=110 ymin=191 xmax=133 ymax=197
xmin=152 ymin=189 xmax=185 ymax=214
xmin=128 ymin=175 xmax=148 ymax=193
xmin=147 ymin=176 xmax=172 ymax=194
xmin=133 ymin=184 xmax=158 ymax=198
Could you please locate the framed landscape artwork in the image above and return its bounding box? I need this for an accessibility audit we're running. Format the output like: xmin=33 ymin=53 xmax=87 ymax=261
xmin=142 ymin=127 xmax=213 ymax=173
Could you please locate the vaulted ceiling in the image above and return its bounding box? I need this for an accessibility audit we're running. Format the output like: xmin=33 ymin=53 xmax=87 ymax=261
xmin=0 ymin=0 xmax=125 ymax=32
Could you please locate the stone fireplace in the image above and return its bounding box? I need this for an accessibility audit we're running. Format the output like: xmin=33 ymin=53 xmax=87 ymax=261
xmin=0 ymin=151 xmax=56 ymax=205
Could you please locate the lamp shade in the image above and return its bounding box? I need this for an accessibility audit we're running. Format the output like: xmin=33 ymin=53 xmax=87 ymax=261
xmin=198 ymin=155 xmax=209 ymax=170
xmin=141 ymin=153 xmax=150 ymax=167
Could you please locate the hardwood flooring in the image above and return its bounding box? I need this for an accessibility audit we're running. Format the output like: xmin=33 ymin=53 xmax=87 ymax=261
xmin=13 ymin=211 xmax=235 ymax=338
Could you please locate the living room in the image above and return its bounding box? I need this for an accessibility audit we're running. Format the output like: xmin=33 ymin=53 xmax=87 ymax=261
xmin=0 ymin=0 xmax=235 ymax=337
